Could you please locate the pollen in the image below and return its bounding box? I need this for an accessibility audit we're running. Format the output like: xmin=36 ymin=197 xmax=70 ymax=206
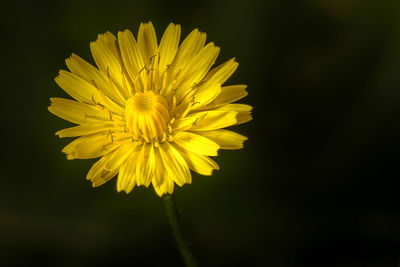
xmin=124 ymin=91 xmax=171 ymax=141
xmin=132 ymin=93 xmax=154 ymax=111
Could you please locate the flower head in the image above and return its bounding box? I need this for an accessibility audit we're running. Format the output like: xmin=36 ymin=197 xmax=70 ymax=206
xmin=49 ymin=22 xmax=252 ymax=196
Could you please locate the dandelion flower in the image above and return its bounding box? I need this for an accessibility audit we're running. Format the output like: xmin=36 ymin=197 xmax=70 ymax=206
xmin=49 ymin=22 xmax=252 ymax=196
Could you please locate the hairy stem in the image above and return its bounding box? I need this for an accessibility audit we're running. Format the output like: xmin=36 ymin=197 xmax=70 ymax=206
xmin=163 ymin=194 xmax=198 ymax=267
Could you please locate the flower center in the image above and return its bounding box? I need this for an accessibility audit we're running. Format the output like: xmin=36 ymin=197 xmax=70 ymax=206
xmin=125 ymin=91 xmax=170 ymax=142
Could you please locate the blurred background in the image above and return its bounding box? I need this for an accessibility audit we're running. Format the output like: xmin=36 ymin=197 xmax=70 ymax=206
xmin=1 ymin=0 xmax=400 ymax=266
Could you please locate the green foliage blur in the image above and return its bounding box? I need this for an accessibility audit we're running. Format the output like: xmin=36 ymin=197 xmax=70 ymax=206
xmin=1 ymin=0 xmax=399 ymax=266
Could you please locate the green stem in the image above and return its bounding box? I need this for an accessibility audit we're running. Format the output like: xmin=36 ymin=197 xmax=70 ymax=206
xmin=163 ymin=194 xmax=198 ymax=267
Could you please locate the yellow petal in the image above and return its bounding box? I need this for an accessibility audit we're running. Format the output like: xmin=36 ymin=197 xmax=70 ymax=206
xmin=204 ymin=85 xmax=248 ymax=109
xmin=174 ymin=145 xmax=219 ymax=176
xmin=173 ymin=110 xmax=237 ymax=131
xmin=97 ymin=89 xmax=125 ymax=116
xmin=48 ymin=97 xmax=109 ymax=124
xmin=158 ymin=23 xmax=181 ymax=78
xmin=104 ymin=143 xmax=136 ymax=170
xmin=55 ymin=122 xmax=117 ymax=138
xmin=216 ymin=104 xmax=253 ymax=125
xmin=190 ymin=59 xmax=238 ymax=109
xmin=65 ymin=53 xmax=104 ymax=84
xmin=152 ymin=149 xmax=174 ymax=196
xmin=191 ymin=83 xmax=221 ymax=108
xmin=65 ymin=53 xmax=126 ymax=111
xmin=166 ymin=29 xmax=206 ymax=92
xmin=202 ymin=58 xmax=238 ymax=86
xmin=55 ymin=70 xmax=102 ymax=104
xmin=151 ymin=147 xmax=175 ymax=196
xmin=173 ymin=90 xmax=196 ymax=117
xmin=153 ymin=147 xmax=165 ymax=186
xmin=197 ymin=130 xmax=248 ymax=150
xmin=176 ymin=43 xmax=220 ymax=100
xmin=90 ymin=32 xmax=129 ymax=101
xmin=117 ymin=146 xmax=141 ymax=193
xmin=152 ymin=176 xmax=174 ymax=197
xmin=62 ymin=133 xmax=118 ymax=160
xmin=118 ymin=29 xmax=146 ymax=88
xmin=173 ymin=131 xmax=220 ymax=156
xmin=137 ymin=22 xmax=158 ymax=66
xmin=87 ymin=154 xmax=117 ymax=187
xmin=152 ymin=179 xmax=163 ymax=197
xmin=158 ymin=142 xmax=191 ymax=186
xmin=87 ymin=144 xmax=133 ymax=187
xmin=135 ymin=143 xmax=155 ymax=187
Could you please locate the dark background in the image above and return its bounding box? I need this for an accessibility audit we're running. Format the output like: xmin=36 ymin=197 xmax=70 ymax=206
xmin=1 ymin=0 xmax=400 ymax=266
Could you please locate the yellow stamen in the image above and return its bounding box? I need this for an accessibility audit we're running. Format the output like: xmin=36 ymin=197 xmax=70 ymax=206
xmin=124 ymin=91 xmax=170 ymax=141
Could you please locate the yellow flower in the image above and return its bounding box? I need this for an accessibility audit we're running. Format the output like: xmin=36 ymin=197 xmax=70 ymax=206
xmin=49 ymin=22 xmax=252 ymax=196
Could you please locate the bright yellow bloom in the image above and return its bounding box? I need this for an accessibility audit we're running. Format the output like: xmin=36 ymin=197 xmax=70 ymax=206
xmin=49 ymin=22 xmax=252 ymax=196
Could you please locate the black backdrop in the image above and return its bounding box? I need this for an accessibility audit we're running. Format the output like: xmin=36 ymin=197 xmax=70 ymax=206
xmin=1 ymin=0 xmax=399 ymax=266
